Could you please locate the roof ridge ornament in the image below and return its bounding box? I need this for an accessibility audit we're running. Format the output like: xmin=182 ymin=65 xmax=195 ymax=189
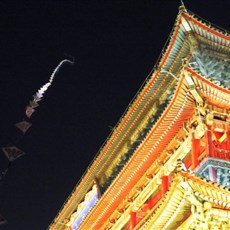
xmin=179 ymin=0 xmax=188 ymax=12
xmin=179 ymin=0 xmax=187 ymax=12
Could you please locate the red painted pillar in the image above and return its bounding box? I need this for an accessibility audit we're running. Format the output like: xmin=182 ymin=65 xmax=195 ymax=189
xmin=147 ymin=191 xmax=161 ymax=209
xmin=205 ymin=125 xmax=214 ymax=158
xmin=147 ymin=197 xmax=155 ymax=209
xmin=226 ymin=131 xmax=230 ymax=160
xmin=130 ymin=211 xmax=136 ymax=230
xmin=161 ymin=176 xmax=169 ymax=197
xmin=191 ymin=132 xmax=200 ymax=170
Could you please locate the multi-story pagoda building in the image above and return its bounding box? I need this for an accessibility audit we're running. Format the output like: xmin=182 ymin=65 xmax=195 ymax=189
xmin=49 ymin=5 xmax=230 ymax=230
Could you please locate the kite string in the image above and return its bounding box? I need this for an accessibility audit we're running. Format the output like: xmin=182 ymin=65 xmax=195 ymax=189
xmin=0 ymin=163 xmax=11 ymax=181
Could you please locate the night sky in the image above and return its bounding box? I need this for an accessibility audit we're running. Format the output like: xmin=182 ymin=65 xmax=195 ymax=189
xmin=0 ymin=1 xmax=229 ymax=229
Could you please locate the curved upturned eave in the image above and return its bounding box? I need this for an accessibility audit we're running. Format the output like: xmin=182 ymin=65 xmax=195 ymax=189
xmin=49 ymin=74 xmax=178 ymax=230
xmin=182 ymin=11 xmax=230 ymax=47
xmin=186 ymin=67 xmax=230 ymax=109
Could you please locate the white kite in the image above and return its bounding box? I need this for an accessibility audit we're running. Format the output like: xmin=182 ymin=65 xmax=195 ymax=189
xmin=25 ymin=58 xmax=74 ymax=118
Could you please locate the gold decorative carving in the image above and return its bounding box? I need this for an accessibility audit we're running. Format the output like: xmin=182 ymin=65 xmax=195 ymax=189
xmin=187 ymin=33 xmax=199 ymax=56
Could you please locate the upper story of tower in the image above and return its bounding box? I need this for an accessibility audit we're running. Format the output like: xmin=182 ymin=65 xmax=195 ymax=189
xmin=49 ymin=5 xmax=230 ymax=230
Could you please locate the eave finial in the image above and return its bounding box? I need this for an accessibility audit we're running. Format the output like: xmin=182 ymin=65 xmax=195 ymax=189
xmin=179 ymin=0 xmax=187 ymax=12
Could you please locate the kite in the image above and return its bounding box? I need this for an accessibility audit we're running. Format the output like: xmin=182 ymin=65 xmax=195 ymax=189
xmin=0 ymin=56 xmax=74 ymax=224
xmin=1 ymin=56 xmax=74 ymax=175
xmin=15 ymin=121 xmax=32 ymax=134
xmin=25 ymin=57 xmax=75 ymax=118
xmin=2 ymin=146 xmax=25 ymax=162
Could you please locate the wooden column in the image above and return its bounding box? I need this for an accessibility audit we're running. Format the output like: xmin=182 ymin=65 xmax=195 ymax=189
xmin=205 ymin=125 xmax=214 ymax=158
xmin=147 ymin=190 xmax=162 ymax=209
xmin=226 ymin=131 xmax=230 ymax=160
xmin=161 ymin=176 xmax=169 ymax=197
xmin=129 ymin=211 xmax=136 ymax=230
xmin=191 ymin=132 xmax=200 ymax=170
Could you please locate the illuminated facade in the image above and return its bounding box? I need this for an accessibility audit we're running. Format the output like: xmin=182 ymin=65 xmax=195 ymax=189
xmin=49 ymin=5 xmax=230 ymax=230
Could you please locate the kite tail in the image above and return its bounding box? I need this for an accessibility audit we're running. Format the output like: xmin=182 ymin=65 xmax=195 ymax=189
xmin=0 ymin=57 xmax=74 ymax=181
xmin=25 ymin=57 xmax=74 ymax=118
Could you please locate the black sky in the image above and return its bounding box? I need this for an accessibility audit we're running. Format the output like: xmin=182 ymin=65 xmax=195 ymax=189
xmin=0 ymin=1 xmax=229 ymax=229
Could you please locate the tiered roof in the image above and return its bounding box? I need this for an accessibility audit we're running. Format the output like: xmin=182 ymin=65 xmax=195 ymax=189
xmin=137 ymin=164 xmax=230 ymax=229
xmin=49 ymin=5 xmax=230 ymax=230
